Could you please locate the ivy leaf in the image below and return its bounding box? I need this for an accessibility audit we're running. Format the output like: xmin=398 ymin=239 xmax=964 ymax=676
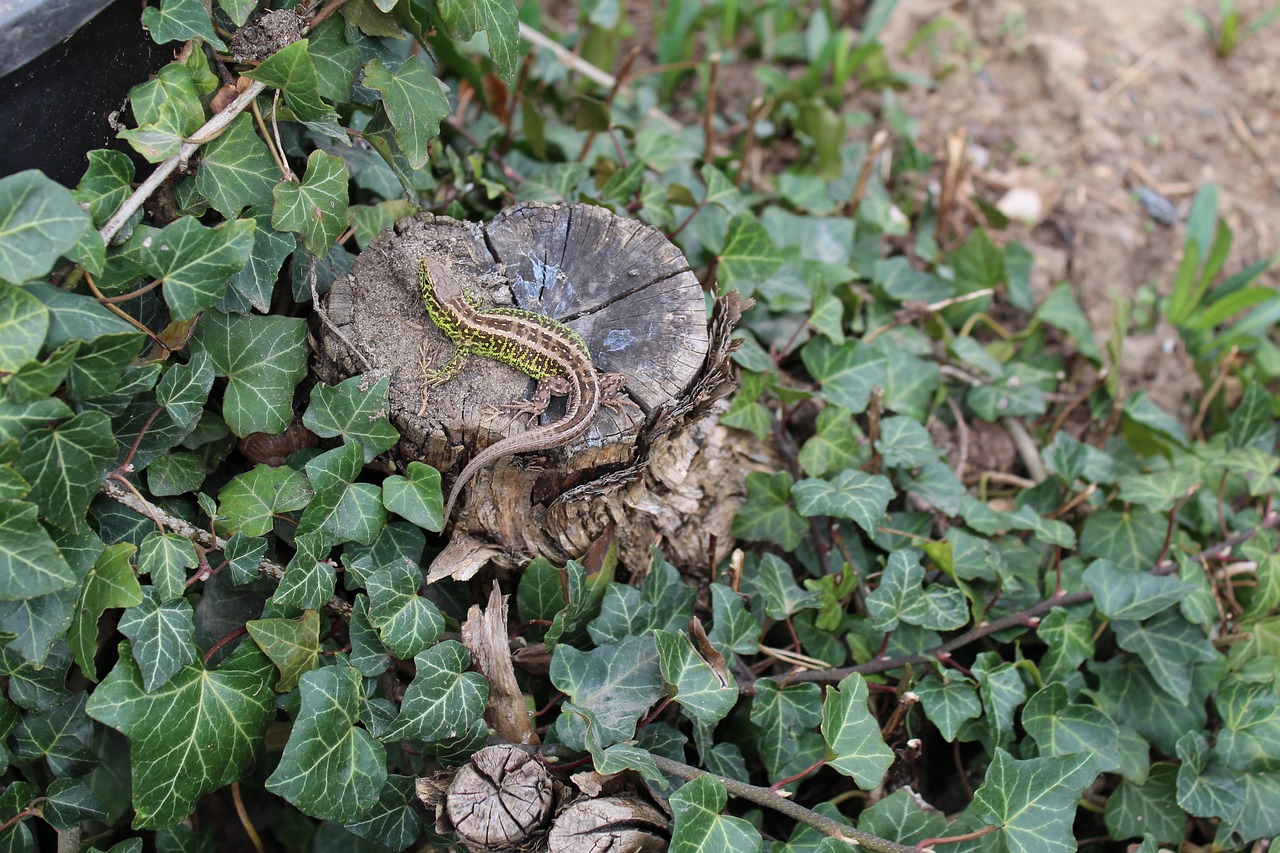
xmin=916 ymin=676 xmax=982 ymax=742
xmin=14 ymin=410 xmax=116 ymax=533
xmin=86 ymin=642 xmax=275 ymax=829
xmin=42 ymin=778 xmax=108 ymax=831
xmin=243 ymin=40 xmax=333 ymax=122
xmin=362 ymin=57 xmax=449 ymax=170
xmin=65 ymin=331 xmax=146 ymax=401
xmin=749 ymin=680 xmax=821 ymax=780
xmin=741 ymin=553 xmax=819 ymax=620
xmin=303 ymin=375 xmax=400 ymax=462
xmin=655 ymin=629 xmax=737 ymax=725
xmin=821 ymin=673 xmax=893 ymax=789
xmin=117 ymin=587 xmax=198 ymax=693
xmin=1228 ymin=383 xmax=1276 ymax=451
xmin=273 ymin=531 xmax=336 ymax=611
xmin=343 ymin=774 xmax=421 ymax=850
xmin=0 ymin=282 xmax=48 ymax=371
xmin=217 ymin=464 xmax=314 ymax=537
xmin=223 ymin=532 xmax=268 ymax=586
xmin=297 ymin=442 xmax=383 ymax=544
xmin=225 ymin=207 xmax=294 ymax=312
xmin=551 ymin=635 xmax=662 ymax=749
xmin=74 ymin=150 xmax=135 ymax=227
xmin=1084 ymin=560 xmax=1194 ymax=621
xmin=731 ymin=471 xmax=807 ymax=551
xmin=1104 ymin=764 xmax=1183 ymax=845
xmin=875 ymin=416 xmax=939 ymax=469
xmin=1176 ymin=732 xmax=1244 ymax=822
xmin=195 ymin=114 xmax=278 ymax=219
xmin=140 ymin=0 xmax=228 ymax=50
xmin=0 ymin=500 xmax=76 ymax=600
xmin=266 ymin=663 xmax=388 ymax=822
xmin=138 ymin=532 xmax=198 ymax=602
xmin=366 ymin=560 xmax=444 ymax=659
xmin=0 ymin=780 xmax=36 ymax=850
xmin=797 ymin=406 xmax=864 ymax=476
xmin=972 ymin=750 xmax=1095 ymax=853
xmin=118 ymin=63 xmax=206 ymax=163
xmin=792 ymin=469 xmax=893 ymax=535
xmin=865 ymin=549 xmax=969 ymax=633
xmin=272 ymin=150 xmax=349 ymax=257
xmin=436 ymin=0 xmax=521 ymax=83
xmin=382 ymin=641 xmax=488 ymax=742
xmin=349 ymin=595 xmax=391 ymax=677
xmin=246 ymin=609 xmax=320 ymax=692
xmin=706 ymin=583 xmax=759 ymax=656
xmin=716 ymin=213 xmax=781 ymax=295
xmin=11 ymin=691 xmax=96 ymax=777
xmin=141 ymin=216 xmax=255 ymax=321
xmin=310 ymin=20 xmax=362 ymax=102
xmin=69 ymin=542 xmax=142 ymax=681
xmin=381 ymin=462 xmax=443 ymax=532
xmin=859 ymin=789 xmax=949 ymax=846
xmin=0 ymin=529 xmax=99 ymax=665
xmin=156 ymin=350 xmax=215 ymax=429
xmin=1022 ymin=683 xmax=1120 ymax=772
xmin=802 ymin=337 xmax=885 ymax=415
xmin=1113 ymin=612 xmax=1220 ymax=704
xmin=191 ymin=311 xmax=309 ymax=437
xmin=0 ymin=170 xmax=91 ymax=284
xmin=1116 ymin=466 xmax=1203 ymax=513
xmin=668 ymin=775 xmax=763 ymax=853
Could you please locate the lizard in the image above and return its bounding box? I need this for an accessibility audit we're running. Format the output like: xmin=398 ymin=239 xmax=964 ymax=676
xmin=416 ymin=256 xmax=625 ymax=523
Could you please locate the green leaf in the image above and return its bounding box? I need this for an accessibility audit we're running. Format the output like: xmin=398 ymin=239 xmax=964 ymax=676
xmin=1089 ymin=655 xmax=1216 ymax=756
xmin=0 ymin=283 xmax=48 ymax=372
xmin=1176 ymin=732 xmax=1243 ymax=821
xmin=717 ymin=213 xmax=781 ymax=294
xmin=1022 ymin=683 xmax=1119 ymax=772
xmin=65 ymin=331 xmax=146 ymax=401
xmin=973 ymin=652 xmax=1027 ymax=747
xmin=86 ymin=642 xmax=275 ymax=828
xmin=706 ymin=583 xmax=759 ymax=656
xmin=217 ymin=464 xmax=314 ymax=537
xmin=266 ymin=663 xmax=387 ymax=822
xmin=1116 ymin=466 xmax=1203 ymax=513
xmin=798 ymin=406 xmax=864 ymax=476
xmin=381 ymin=462 xmax=443 ymax=533
xmin=875 ymin=416 xmax=939 ymax=469
xmin=138 ymin=532 xmax=198 ymax=602
xmin=349 ymin=595 xmax=390 ymax=677
xmin=436 ymin=0 xmax=521 ymax=83
xmin=1036 ymin=283 xmax=1101 ymax=363
xmin=272 ymin=150 xmax=349 ymax=257
xmin=142 ymin=216 xmax=255 ymax=321
xmin=69 ymin=542 xmax=142 ymax=681
xmin=366 ymin=560 xmax=444 ymax=659
xmin=140 ymin=0 xmax=227 ymax=49
xmin=117 ymin=587 xmax=198 ymax=693
xmin=1228 ymin=383 xmax=1276 ymax=451
xmin=223 ymin=532 xmax=268 ymax=586
xmin=865 ymin=550 xmax=968 ymax=632
xmin=669 ymin=775 xmax=763 ymax=853
xmin=382 ymin=641 xmax=487 ymax=742
xmin=1213 ymin=677 xmax=1280 ymax=772
xmin=0 ymin=500 xmax=76 ymax=600
xmin=1104 ymin=764 xmax=1183 ymax=844
xmin=195 ymin=114 xmax=278 ymax=219
xmin=118 ymin=63 xmax=206 ymax=163
xmin=246 ymin=610 xmax=320 ymax=692
xmin=42 ymin=777 xmax=108 ymax=831
xmin=75 ymin=150 xmax=135 ymax=227
xmin=802 ymin=337 xmax=883 ymax=414
xmin=1041 ymin=431 xmax=1115 ymax=485
xmin=191 ymin=311 xmax=308 ymax=437
xmin=1113 ymin=611 xmax=1220 ymax=704
xmin=749 ymin=679 xmax=821 ymax=780
xmin=303 ymin=375 xmax=399 ymax=462
xmin=731 ymin=471 xmax=807 ymax=551
xmin=792 ymin=469 xmax=893 ymax=535
xmin=551 ymin=635 xmax=662 ymax=748
xmin=156 ymin=350 xmax=215 ymax=430
xmin=15 ymin=411 xmax=116 ymax=532
xmin=343 ymin=774 xmax=421 ymax=850
xmin=0 ymin=170 xmax=91 ymax=284
xmin=310 ymin=20 xmax=361 ymax=102
xmin=243 ymin=40 xmax=334 ymax=121
xmin=1079 ymin=509 xmax=1166 ymax=573
xmin=12 ymin=690 xmax=96 ymax=776
xmin=972 ymin=749 xmax=1096 ymax=853
xmin=273 ymin=531 xmax=336 ymax=611
xmin=916 ymin=676 xmax=982 ymax=742
xmin=362 ymin=57 xmax=449 ymax=170
xmin=655 ymin=629 xmax=737 ymax=725
xmin=821 ymin=673 xmax=893 ymax=788
xmin=0 ymin=529 xmax=97 ymax=665
xmin=1084 ymin=560 xmax=1194 ymax=621
xmin=859 ymin=789 xmax=949 ymax=846
xmin=742 ymin=553 xmax=819 ymax=620
xmin=27 ymin=282 xmax=135 ymax=344
xmin=0 ymin=780 xmax=36 ymax=850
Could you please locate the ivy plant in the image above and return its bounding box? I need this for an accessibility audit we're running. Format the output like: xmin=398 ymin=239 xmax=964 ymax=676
xmin=1 ymin=0 xmax=1279 ymax=851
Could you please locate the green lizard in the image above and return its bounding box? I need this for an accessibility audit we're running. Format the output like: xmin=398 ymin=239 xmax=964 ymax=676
xmin=416 ymin=256 xmax=625 ymax=523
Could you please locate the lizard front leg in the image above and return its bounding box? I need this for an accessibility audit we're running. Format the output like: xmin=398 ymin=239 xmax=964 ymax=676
xmin=417 ymin=339 xmax=468 ymax=417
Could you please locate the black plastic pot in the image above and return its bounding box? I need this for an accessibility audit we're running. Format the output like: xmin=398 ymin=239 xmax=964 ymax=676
xmin=0 ymin=0 xmax=165 ymax=185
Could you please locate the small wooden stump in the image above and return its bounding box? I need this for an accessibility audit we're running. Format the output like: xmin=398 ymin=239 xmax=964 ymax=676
xmin=314 ymin=202 xmax=751 ymax=581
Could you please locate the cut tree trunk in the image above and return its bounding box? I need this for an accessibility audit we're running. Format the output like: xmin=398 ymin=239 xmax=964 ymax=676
xmin=313 ymin=202 xmax=761 ymax=582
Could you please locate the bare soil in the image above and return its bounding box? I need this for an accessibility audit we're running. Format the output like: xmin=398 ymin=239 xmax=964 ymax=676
xmin=878 ymin=0 xmax=1280 ymax=417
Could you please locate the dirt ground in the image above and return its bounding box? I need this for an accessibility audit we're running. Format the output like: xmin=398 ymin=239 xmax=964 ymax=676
xmin=878 ymin=0 xmax=1280 ymax=417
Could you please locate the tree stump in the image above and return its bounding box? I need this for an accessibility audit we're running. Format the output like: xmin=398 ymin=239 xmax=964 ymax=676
xmin=314 ymin=203 xmax=754 ymax=581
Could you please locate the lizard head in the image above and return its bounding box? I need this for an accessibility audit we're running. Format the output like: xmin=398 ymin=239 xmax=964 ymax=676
xmin=419 ymin=256 xmax=465 ymax=303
